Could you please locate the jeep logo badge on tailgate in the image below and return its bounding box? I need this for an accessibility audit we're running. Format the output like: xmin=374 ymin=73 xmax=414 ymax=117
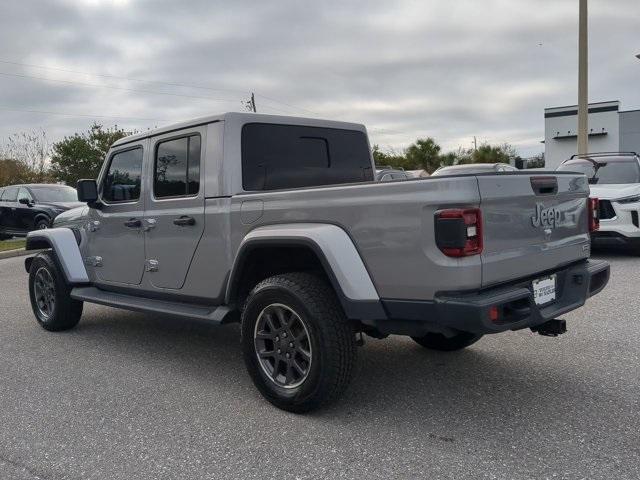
xmin=531 ymin=203 xmax=561 ymax=229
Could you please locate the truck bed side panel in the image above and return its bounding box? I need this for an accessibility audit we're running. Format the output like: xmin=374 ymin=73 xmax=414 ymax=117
xmin=230 ymin=177 xmax=482 ymax=300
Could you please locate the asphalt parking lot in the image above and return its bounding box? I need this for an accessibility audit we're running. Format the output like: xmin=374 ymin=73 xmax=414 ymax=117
xmin=0 ymin=253 xmax=638 ymax=480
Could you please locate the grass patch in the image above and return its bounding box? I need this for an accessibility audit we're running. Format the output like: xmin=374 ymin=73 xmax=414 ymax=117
xmin=0 ymin=238 xmax=26 ymax=252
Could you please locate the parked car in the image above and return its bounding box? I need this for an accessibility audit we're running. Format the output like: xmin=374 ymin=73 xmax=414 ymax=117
xmin=557 ymin=152 xmax=640 ymax=251
xmin=375 ymin=167 xmax=409 ymax=181
xmin=24 ymin=112 xmax=609 ymax=412
xmin=432 ymin=163 xmax=518 ymax=176
xmin=0 ymin=184 xmax=81 ymax=240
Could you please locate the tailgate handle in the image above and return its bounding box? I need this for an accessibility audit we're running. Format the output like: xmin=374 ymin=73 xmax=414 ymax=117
xmin=530 ymin=176 xmax=558 ymax=196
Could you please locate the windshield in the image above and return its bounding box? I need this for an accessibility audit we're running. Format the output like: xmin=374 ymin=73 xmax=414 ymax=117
xmin=30 ymin=186 xmax=78 ymax=203
xmin=558 ymin=159 xmax=640 ymax=184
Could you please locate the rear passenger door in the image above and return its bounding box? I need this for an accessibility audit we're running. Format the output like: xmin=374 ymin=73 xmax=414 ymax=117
xmin=143 ymin=128 xmax=206 ymax=290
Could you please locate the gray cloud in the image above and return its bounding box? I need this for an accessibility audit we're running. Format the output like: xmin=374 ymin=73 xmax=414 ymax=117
xmin=0 ymin=0 xmax=638 ymax=157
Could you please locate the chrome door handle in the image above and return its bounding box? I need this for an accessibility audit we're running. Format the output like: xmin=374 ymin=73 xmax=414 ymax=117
xmin=173 ymin=216 xmax=196 ymax=226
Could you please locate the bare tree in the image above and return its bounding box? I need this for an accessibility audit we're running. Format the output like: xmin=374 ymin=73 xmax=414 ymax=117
xmin=1 ymin=129 xmax=52 ymax=182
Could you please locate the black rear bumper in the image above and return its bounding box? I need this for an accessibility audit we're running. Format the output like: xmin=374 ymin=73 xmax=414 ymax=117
xmin=591 ymin=231 xmax=640 ymax=249
xmin=367 ymin=260 xmax=610 ymax=337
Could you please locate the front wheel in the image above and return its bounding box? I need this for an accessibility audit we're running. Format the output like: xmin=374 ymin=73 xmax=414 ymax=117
xmin=35 ymin=218 xmax=50 ymax=230
xmin=28 ymin=252 xmax=83 ymax=331
xmin=241 ymin=272 xmax=357 ymax=413
xmin=411 ymin=331 xmax=482 ymax=351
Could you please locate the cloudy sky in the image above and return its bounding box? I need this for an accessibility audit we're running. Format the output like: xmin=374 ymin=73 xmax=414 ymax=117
xmin=0 ymin=0 xmax=638 ymax=157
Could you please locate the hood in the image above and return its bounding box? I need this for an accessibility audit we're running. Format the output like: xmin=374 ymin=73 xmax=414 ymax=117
xmin=588 ymin=184 xmax=640 ymax=201
xmin=52 ymin=205 xmax=88 ymax=227
xmin=38 ymin=201 xmax=85 ymax=210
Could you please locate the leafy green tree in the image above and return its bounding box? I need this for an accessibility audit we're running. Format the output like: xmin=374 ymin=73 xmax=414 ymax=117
xmin=405 ymin=138 xmax=442 ymax=173
xmin=49 ymin=124 xmax=131 ymax=186
xmin=456 ymin=142 xmax=518 ymax=165
xmin=472 ymin=143 xmax=516 ymax=164
xmin=372 ymin=144 xmax=420 ymax=170
xmin=373 ymin=139 xmax=520 ymax=174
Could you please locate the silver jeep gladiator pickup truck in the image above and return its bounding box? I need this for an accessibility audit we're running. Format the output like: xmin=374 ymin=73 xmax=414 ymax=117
xmin=24 ymin=112 xmax=610 ymax=412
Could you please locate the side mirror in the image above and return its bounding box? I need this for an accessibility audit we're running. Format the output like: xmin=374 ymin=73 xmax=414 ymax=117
xmin=77 ymin=179 xmax=99 ymax=204
xmin=18 ymin=197 xmax=32 ymax=206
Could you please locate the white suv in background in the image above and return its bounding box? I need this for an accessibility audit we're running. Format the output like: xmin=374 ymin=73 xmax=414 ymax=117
xmin=558 ymin=152 xmax=640 ymax=252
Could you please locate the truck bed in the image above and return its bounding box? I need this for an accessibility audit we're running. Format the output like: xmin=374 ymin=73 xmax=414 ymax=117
xmin=229 ymin=171 xmax=591 ymax=301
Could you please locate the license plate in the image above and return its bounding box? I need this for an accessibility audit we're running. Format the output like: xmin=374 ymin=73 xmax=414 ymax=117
xmin=532 ymin=275 xmax=556 ymax=306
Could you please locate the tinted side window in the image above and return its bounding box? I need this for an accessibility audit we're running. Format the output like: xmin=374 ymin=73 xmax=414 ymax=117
xmin=154 ymin=135 xmax=200 ymax=198
xmin=2 ymin=186 xmax=18 ymax=202
xmin=241 ymin=124 xmax=373 ymax=190
xmin=103 ymin=148 xmax=143 ymax=202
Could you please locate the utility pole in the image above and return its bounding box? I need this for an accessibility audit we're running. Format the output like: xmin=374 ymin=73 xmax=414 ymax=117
xmin=473 ymin=136 xmax=477 ymax=152
xmin=243 ymin=92 xmax=257 ymax=113
xmin=577 ymin=0 xmax=589 ymax=156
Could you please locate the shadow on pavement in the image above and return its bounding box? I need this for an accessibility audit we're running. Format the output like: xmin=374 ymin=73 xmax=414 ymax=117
xmin=69 ymin=305 xmax=603 ymax=432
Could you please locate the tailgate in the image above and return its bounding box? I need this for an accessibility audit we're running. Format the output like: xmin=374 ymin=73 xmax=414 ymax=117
xmin=478 ymin=173 xmax=591 ymax=287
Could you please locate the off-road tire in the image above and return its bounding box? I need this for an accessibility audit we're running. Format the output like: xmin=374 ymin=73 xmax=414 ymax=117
xmin=241 ymin=272 xmax=357 ymax=413
xmin=411 ymin=331 xmax=482 ymax=351
xmin=28 ymin=251 xmax=83 ymax=331
xmin=35 ymin=218 xmax=50 ymax=230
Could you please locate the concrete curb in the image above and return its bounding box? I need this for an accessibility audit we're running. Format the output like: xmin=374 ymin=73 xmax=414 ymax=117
xmin=0 ymin=248 xmax=32 ymax=260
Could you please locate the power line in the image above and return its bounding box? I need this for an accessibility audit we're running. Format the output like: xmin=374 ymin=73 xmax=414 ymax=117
xmin=0 ymin=60 xmax=420 ymax=136
xmin=254 ymin=93 xmax=319 ymax=116
xmin=0 ymin=59 xmax=318 ymax=116
xmin=0 ymin=71 xmax=242 ymax=104
xmin=0 ymin=59 xmax=249 ymax=96
xmin=0 ymin=105 xmax=167 ymax=122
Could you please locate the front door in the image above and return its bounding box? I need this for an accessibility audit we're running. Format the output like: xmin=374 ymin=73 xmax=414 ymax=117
xmin=0 ymin=186 xmax=18 ymax=232
xmin=143 ymin=129 xmax=205 ymax=290
xmin=87 ymin=143 xmax=147 ymax=285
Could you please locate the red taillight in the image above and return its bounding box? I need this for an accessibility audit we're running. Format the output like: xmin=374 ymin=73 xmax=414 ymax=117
xmin=435 ymin=208 xmax=483 ymax=257
xmin=588 ymin=197 xmax=599 ymax=232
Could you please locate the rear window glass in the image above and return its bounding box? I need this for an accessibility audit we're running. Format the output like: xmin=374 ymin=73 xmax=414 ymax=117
xmin=558 ymin=158 xmax=640 ymax=184
xmin=241 ymin=123 xmax=373 ymax=190
xmin=29 ymin=186 xmax=77 ymax=202
xmin=154 ymin=135 xmax=201 ymax=198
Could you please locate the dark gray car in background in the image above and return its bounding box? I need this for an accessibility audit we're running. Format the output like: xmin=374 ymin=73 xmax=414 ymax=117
xmin=0 ymin=184 xmax=81 ymax=239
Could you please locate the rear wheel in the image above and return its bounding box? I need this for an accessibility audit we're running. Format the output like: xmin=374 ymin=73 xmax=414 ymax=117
xmin=241 ymin=272 xmax=357 ymax=413
xmin=411 ymin=331 xmax=482 ymax=351
xmin=28 ymin=252 xmax=83 ymax=331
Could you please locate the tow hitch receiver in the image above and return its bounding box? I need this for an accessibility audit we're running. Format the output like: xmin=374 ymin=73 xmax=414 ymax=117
xmin=531 ymin=319 xmax=567 ymax=337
